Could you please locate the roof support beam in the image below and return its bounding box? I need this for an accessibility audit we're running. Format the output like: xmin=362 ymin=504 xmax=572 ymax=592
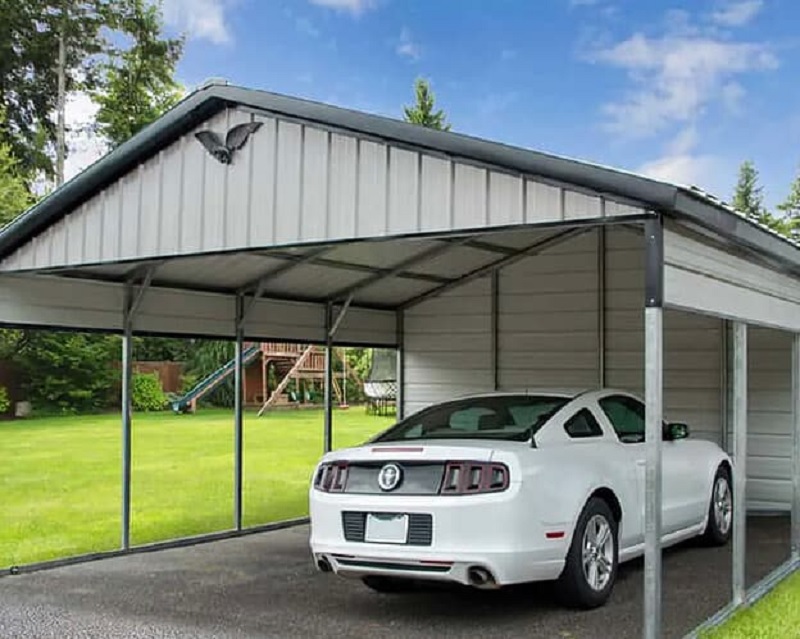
xmin=400 ymin=227 xmax=588 ymax=310
xmin=260 ymin=250 xmax=453 ymax=286
xmin=326 ymin=237 xmax=472 ymax=303
xmin=438 ymin=237 xmax=519 ymax=256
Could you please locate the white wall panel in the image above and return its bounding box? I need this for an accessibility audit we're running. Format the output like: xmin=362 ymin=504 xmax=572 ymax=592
xmin=498 ymin=231 xmax=599 ymax=391
xmin=249 ymin=116 xmax=278 ymax=248
xmin=404 ymin=278 xmax=492 ymax=415
xmin=605 ymin=228 xmax=724 ymax=445
xmin=0 ymin=273 xmax=396 ymax=346
xmin=1 ymin=107 xmax=638 ymax=273
xmin=665 ymin=226 xmax=800 ymax=332
xmin=742 ymin=328 xmax=794 ymax=511
xmin=356 ymin=140 xmax=388 ymax=238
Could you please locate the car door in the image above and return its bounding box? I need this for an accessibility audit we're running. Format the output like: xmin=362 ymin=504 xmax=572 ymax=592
xmin=596 ymin=394 xmax=692 ymax=537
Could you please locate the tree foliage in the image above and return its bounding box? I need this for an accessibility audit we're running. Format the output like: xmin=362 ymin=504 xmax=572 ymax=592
xmin=15 ymin=331 xmax=121 ymax=413
xmin=93 ymin=0 xmax=184 ymax=148
xmin=777 ymin=170 xmax=800 ymax=241
xmin=132 ymin=371 xmax=167 ymax=411
xmin=403 ymin=78 xmax=451 ymax=131
xmin=0 ymin=140 xmax=33 ymax=227
xmin=731 ymin=160 xmax=790 ymax=236
xmin=0 ymin=0 xmax=112 ymax=177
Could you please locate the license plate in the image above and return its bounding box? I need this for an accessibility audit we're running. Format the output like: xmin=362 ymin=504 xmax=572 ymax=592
xmin=364 ymin=513 xmax=408 ymax=544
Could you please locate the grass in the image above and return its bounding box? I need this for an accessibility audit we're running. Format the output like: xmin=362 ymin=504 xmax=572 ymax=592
xmin=701 ymin=570 xmax=800 ymax=639
xmin=0 ymin=407 xmax=392 ymax=567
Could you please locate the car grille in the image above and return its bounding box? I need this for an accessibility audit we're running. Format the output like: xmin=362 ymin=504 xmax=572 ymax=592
xmin=341 ymin=512 xmax=433 ymax=546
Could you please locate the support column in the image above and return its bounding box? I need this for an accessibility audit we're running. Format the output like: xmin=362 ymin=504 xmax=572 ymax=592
xmin=234 ymin=295 xmax=244 ymax=531
xmin=121 ymin=286 xmax=134 ymax=550
xmin=791 ymin=334 xmax=800 ymax=560
xmin=396 ymin=310 xmax=405 ymax=421
xmin=732 ymin=322 xmax=747 ymax=605
xmin=324 ymin=303 xmax=334 ymax=453
xmin=598 ymin=226 xmax=607 ymax=388
xmin=490 ymin=270 xmax=499 ymax=391
xmin=643 ymin=216 xmax=664 ymax=639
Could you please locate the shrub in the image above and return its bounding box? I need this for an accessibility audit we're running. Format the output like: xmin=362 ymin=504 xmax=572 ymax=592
xmin=132 ymin=372 xmax=167 ymax=412
xmin=0 ymin=385 xmax=10 ymax=413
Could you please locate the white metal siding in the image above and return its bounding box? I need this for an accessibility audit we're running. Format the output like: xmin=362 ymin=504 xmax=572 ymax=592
xmin=497 ymin=231 xmax=599 ymax=389
xmin=744 ymin=328 xmax=794 ymax=511
xmin=402 ymin=230 xmax=726 ymax=448
xmin=1 ymin=107 xmax=642 ymax=272
xmin=664 ymin=225 xmax=800 ymax=332
xmin=605 ymin=228 xmax=724 ymax=444
xmin=0 ymin=274 xmax=396 ymax=346
xmin=403 ymin=278 xmax=492 ymax=416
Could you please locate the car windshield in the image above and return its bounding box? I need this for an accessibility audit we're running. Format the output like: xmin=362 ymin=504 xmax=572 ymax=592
xmin=372 ymin=394 xmax=571 ymax=443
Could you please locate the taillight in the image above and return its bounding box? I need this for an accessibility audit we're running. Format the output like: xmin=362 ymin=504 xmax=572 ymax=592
xmin=439 ymin=461 xmax=509 ymax=495
xmin=314 ymin=462 xmax=348 ymax=492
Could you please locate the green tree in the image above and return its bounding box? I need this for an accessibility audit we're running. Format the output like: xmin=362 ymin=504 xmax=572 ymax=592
xmin=15 ymin=331 xmax=121 ymax=413
xmin=0 ymin=141 xmax=33 ymax=227
xmin=777 ymin=170 xmax=800 ymax=241
xmin=732 ymin=160 xmax=766 ymax=221
xmin=403 ymin=78 xmax=451 ymax=131
xmin=0 ymin=0 xmax=113 ymax=178
xmin=93 ymin=0 xmax=184 ymax=148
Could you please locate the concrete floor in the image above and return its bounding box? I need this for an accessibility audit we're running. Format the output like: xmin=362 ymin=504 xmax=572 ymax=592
xmin=0 ymin=516 xmax=790 ymax=639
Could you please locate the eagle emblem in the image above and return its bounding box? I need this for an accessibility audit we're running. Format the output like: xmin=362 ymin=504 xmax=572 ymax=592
xmin=194 ymin=121 xmax=262 ymax=164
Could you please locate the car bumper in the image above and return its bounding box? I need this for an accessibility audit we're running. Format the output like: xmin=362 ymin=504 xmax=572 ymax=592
xmin=309 ymin=485 xmax=569 ymax=586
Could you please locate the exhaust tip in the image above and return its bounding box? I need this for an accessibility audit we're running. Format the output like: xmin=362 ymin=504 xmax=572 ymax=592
xmin=317 ymin=557 xmax=332 ymax=573
xmin=467 ymin=566 xmax=496 ymax=588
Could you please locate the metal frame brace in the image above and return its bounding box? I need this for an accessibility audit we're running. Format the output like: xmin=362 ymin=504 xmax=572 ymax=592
xmin=120 ymin=265 xmax=157 ymax=551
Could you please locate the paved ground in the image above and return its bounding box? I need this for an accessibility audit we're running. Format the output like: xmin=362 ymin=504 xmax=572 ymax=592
xmin=0 ymin=516 xmax=789 ymax=639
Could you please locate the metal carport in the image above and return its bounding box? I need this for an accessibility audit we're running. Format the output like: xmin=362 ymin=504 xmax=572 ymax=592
xmin=0 ymin=80 xmax=798 ymax=639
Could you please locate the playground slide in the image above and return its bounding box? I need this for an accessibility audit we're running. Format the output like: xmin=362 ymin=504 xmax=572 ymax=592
xmin=171 ymin=345 xmax=260 ymax=413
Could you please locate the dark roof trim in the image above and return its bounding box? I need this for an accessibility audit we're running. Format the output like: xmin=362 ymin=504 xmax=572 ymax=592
xmin=1 ymin=81 xmax=798 ymax=274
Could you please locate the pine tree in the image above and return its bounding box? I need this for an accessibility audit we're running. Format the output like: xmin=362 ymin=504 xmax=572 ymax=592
xmin=777 ymin=170 xmax=800 ymax=241
xmin=402 ymin=78 xmax=451 ymax=131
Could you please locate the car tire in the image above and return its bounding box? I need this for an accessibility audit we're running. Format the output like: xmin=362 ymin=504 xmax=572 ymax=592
xmin=556 ymin=497 xmax=619 ymax=609
xmin=361 ymin=576 xmax=416 ymax=593
xmin=702 ymin=465 xmax=733 ymax=546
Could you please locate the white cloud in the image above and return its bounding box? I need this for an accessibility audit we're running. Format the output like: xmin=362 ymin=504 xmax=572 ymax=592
xmin=162 ymin=0 xmax=232 ymax=44
xmin=309 ymin=0 xmax=376 ymax=15
xmin=396 ymin=28 xmax=420 ymax=61
xmin=711 ymin=0 xmax=763 ymax=27
xmin=64 ymin=92 xmax=107 ymax=183
xmin=590 ymin=29 xmax=777 ymax=137
xmin=637 ymin=126 xmax=720 ymax=188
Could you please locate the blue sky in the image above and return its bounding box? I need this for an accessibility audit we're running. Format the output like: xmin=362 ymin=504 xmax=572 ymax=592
xmin=137 ymin=1 xmax=800 ymax=209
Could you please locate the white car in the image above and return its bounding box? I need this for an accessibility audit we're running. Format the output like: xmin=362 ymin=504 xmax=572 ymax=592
xmin=308 ymin=389 xmax=733 ymax=608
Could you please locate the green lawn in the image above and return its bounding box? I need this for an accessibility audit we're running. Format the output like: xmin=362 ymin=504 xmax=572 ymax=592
xmin=0 ymin=407 xmax=392 ymax=567
xmin=701 ymin=570 xmax=800 ymax=639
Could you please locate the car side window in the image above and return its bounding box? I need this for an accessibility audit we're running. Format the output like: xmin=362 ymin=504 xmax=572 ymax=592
xmin=599 ymin=396 xmax=645 ymax=443
xmin=564 ymin=409 xmax=604 ymax=439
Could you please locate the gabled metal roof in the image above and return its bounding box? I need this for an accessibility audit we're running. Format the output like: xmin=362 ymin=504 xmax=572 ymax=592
xmin=1 ymin=79 xmax=798 ymax=274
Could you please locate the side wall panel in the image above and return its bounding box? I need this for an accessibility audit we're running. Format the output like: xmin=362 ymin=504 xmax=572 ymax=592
xmin=404 ymin=278 xmax=492 ymax=416
xmin=745 ymin=328 xmax=794 ymax=511
xmin=0 ymin=275 xmax=396 ymax=346
xmin=605 ymin=228 xmax=724 ymax=444
xmin=498 ymin=231 xmax=599 ymax=389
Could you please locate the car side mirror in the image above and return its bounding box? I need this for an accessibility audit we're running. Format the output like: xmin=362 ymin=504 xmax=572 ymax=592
xmin=664 ymin=422 xmax=689 ymax=441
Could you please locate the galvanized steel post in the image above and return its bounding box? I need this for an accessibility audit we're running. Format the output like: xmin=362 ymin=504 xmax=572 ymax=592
xmin=791 ymin=334 xmax=800 ymax=560
xmin=234 ymin=294 xmax=245 ymax=531
xmin=490 ymin=270 xmax=499 ymax=391
xmin=644 ymin=216 xmax=664 ymax=639
xmin=121 ymin=285 xmax=134 ymax=550
xmin=324 ymin=303 xmax=334 ymax=453
xmin=731 ymin=322 xmax=748 ymax=605
xmin=396 ymin=310 xmax=405 ymax=421
xmin=598 ymin=225 xmax=607 ymax=388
